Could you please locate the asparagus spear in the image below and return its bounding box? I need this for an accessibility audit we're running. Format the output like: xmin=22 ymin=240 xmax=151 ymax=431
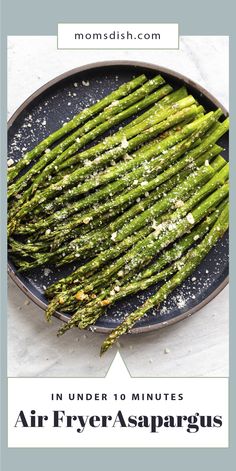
xmin=27 ymin=137 xmax=222 ymax=238
xmin=43 ymin=226 xmax=152 ymax=318
xmin=14 ymin=88 xmax=192 ymax=220
xmin=33 ymin=103 xmax=200 ymax=194
xmin=26 ymin=134 xmax=203 ymax=245
xmin=56 ymin=88 xmax=190 ymax=172
xmin=52 ymin=164 xmax=214 ymax=266
xmin=23 ymin=164 xmax=213 ymax=268
xmin=46 ymin=157 xmax=225 ymax=286
xmin=42 ymin=155 xmax=225 ymax=291
xmin=77 ymin=183 xmax=229 ymax=289
xmin=100 ymin=203 xmax=229 ymax=354
xmin=30 ymin=106 xmax=208 ymax=220
xmin=39 ymin=104 xmax=211 ymax=187
xmin=16 ymin=224 xmax=152 ymax=273
xmin=7 ymin=74 xmax=147 ymax=183
xmin=17 ymin=149 xmax=224 ymax=267
xmin=25 ymin=114 xmax=223 ymax=244
xmin=136 ymin=198 xmax=227 ymax=280
xmin=14 ymin=142 xmax=222 ymax=252
xmin=14 ymin=142 xmax=222 ymax=239
xmin=51 ymin=194 xmax=227 ymax=305
xmin=113 ymin=165 xmax=214 ymax=242
xmin=41 ymin=113 xmax=224 ymax=207
xmin=8 ymin=77 xmax=168 ymax=199
xmin=45 ymin=181 xmax=229 ymax=303
xmin=46 ymin=95 xmax=195 ymax=163
xmin=58 ymin=202 xmax=227 ymax=333
xmin=56 ymin=151 xmax=225 ymax=254
xmin=123 ymin=87 xmax=188 ymax=130
xmin=13 ymin=110 xmax=219 ymax=236
xmin=53 ymin=102 xmax=201 ymax=182
xmin=60 ymin=263 xmax=180 ymax=334
xmin=114 ymin=162 xmax=228 ymax=242
xmin=60 ymin=86 xmax=188 ymax=172
xmin=8 ymin=96 xmax=198 ymax=228
xmin=12 ymin=152 xmax=211 ymax=260
xmin=108 ymin=149 xmax=225 ymax=235
xmin=12 ymin=150 xmax=224 ymax=267
xmin=160 ymin=163 xmax=229 ymax=225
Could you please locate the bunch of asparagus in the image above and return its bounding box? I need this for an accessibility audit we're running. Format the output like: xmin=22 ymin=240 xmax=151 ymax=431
xmin=8 ymin=73 xmax=229 ymax=354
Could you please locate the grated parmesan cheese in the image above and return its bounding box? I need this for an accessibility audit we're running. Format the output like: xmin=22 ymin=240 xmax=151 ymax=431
xmin=111 ymin=231 xmax=117 ymax=241
xmin=186 ymin=213 xmax=195 ymax=224
xmin=175 ymin=199 xmax=184 ymax=208
xmin=83 ymin=217 xmax=92 ymax=224
xmin=121 ymin=136 xmax=129 ymax=149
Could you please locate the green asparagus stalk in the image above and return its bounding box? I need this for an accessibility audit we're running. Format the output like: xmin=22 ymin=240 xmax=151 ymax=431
xmin=17 ymin=150 xmax=224 ymax=268
xmin=56 ymin=151 xmax=225 ymax=254
xmin=14 ymin=111 xmax=218 ymax=234
xmin=76 ymin=182 xmax=229 ymax=291
xmin=42 ymin=157 xmax=227 ymax=293
xmin=27 ymin=133 xmax=204 ymax=245
xmin=8 ymin=77 xmax=168 ymax=199
xmin=160 ymin=163 xmax=229 ymax=225
xmin=8 ymin=96 xmax=199 ymax=230
xmin=8 ymin=74 xmax=148 ymax=184
xmin=58 ymin=201 xmax=227 ymax=333
xmin=114 ymin=161 xmax=228 ymax=243
xmin=17 ymin=224 xmax=152 ymax=273
xmin=18 ymin=96 xmax=198 ymax=222
xmin=46 ymin=181 xmax=229 ymax=303
xmin=54 ymin=103 xmax=201 ymax=182
xmin=25 ymin=114 xmax=223 ymax=244
xmin=37 ymin=164 xmax=214 ymax=268
xmin=32 ymin=103 xmax=200 ymax=195
xmin=29 ymin=107 xmax=207 ymax=222
xmin=39 ymin=112 xmax=224 ymax=208
xmin=8 ymin=238 xmax=50 ymax=256
xmin=31 ymin=138 xmax=223 ymax=235
xmin=136 ymin=198 xmax=228 ymax=280
xmin=46 ymin=164 xmax=214 ymax=267
xmin=11 ymin=150 xmax=224 ymax=266
xmin=113 ymin=164 xmax=214 ymax=242
xmin=59 ymin=86 xmax=188 ymax=172
xmin=108 ymin=150 xmax=225 ymax=235
xmin=14 ymin=142 xmax=222 ymax=239
xmin=43 ymin=226 xmax=152 ymax=318
xmin=60 ymin=263 xmax=180 ymax=334
xmin=47 ymin=95 xmax=195 ymax=163
xmin=12 ymin=152 xmax=225 ymax=270
xmin=56 ymin=150 xmax=224 ymax=249
xmin=42 ymin=200 xmax=229 ymax=321
xmin=56 ymin=89 xmax=191 ymax=173
xmin=100 ymin=203 xmax=229 ymax=354
xmin=123 ymin=87 xmax=188 ymax=130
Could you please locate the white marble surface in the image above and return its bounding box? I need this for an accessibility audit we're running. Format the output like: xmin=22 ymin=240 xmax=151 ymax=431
xmin=8 ymin=36 xmax=229 ymax=377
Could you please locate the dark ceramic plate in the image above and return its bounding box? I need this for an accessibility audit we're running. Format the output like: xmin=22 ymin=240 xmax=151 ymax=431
xmin=8 ymin=61 xmax=229 ymax=334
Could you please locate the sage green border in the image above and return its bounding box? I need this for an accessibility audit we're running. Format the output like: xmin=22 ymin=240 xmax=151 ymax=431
xmin=1 ymin=0 xmax=235 ymax=469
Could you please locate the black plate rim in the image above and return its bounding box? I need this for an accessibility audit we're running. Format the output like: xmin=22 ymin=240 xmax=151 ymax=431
xmin=8 ymin=59 xmax=229 ymax=334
